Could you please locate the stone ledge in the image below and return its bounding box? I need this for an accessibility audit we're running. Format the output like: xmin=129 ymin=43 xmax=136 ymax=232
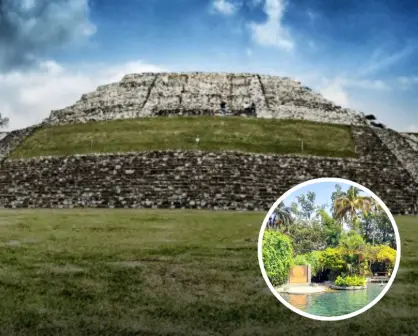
xmin=0 ymin=150 xmax=417 ymax=213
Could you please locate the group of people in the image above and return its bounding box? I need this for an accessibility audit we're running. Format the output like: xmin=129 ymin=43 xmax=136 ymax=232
xmin=267 ymin=212 xmax=279 ymax=229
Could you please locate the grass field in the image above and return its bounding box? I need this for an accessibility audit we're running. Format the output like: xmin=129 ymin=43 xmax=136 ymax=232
xmin=0 ymin=210 xmax=417 ymax=335
xmin=9 ymin=117 xmax=356 ymax=159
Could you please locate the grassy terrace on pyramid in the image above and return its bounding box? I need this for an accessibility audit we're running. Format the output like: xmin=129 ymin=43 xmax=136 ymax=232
xmin=0 ymin=72 xmax=417 ymax=214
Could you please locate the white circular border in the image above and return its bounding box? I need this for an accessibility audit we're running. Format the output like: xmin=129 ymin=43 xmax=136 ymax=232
xmin=257 ymin=177 xmax=401 ymax=322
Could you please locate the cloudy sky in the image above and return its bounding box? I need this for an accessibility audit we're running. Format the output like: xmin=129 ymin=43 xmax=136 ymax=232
xmin=1 ymin=0 xmax=417 ymax=131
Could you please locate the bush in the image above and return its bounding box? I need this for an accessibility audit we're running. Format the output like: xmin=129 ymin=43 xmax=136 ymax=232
xmin=293 ymin=254 xmax=309 ymax=266
xmin=308 ymin=251 xmax=323 ymax=275
xmin=319 ymin=247 xmax=347 ymax=273
xmin=376 ymin=245 xmax=396 ymax=265
xmin=262 ymin=231 xmax=294 ymax=286
xmin=293 ymin=251 xmax=322 ymax=277
xmin=335 ymin=275 xmax=366 ymax=287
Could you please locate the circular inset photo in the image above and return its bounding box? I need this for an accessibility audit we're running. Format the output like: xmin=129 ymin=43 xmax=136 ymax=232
xmin=258 ymin=178 xmax=401 ymax=321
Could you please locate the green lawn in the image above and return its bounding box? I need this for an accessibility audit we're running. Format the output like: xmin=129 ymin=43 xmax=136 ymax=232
xmin=9 ymin=117 xmax=356 ymax=159
xmin=0 ymin=210 xmax=416 ymax=335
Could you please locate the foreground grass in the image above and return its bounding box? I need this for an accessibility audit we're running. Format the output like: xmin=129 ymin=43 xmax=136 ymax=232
xmin=9 ymin=117 xmax=356 ymax=159
xmin=0 ymin=210 xmax=416 ymax=335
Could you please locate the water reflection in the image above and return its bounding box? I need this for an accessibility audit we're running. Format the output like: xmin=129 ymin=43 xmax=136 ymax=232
xmin=281 ymin=283 xmax=385 ymax=317
xmin=289 ymin=294 xmax=308 ymax=309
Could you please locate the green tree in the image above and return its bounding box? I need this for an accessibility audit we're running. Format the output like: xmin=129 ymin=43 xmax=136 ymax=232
xmin=297 ymin=191 xmax=317 ymax=220
xmin=361 ymin=204 xmax=395 ymax=248
xmin=287 ymin=221 xmax=328 ymax=254
xmin=287 ymin=191 xmax=328 ymax=254
xmin=330 ymin=184 xmax=345 ymax=214
xmin=318 ymin=208 xmax=342 ymax=247
xmin=273 ymin=202 xmax=293 ymax=233
xmin=293 ymin=191 xmax=326 ymax=222
xmin=262 ymin=231 xmax=294 ymax=286
xmin=319 ymin=247 xmax=347 ymax=278
xmin=376 ymin=245 xmax=396 ymax=274
xmin=339 ymin=231 xmax=366 ymax=275
xmin=333 ymin=186 xmax=373 ymax=230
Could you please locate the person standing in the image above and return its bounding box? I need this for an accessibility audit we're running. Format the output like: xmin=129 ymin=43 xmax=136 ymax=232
xmin=250 ymin=102 xmax=256 ymax=117
xmin=220 ymin=101 xmax=227 ymax=116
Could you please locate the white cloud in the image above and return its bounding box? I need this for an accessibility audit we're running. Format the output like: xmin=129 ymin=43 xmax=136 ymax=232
xmin=0 ymin=60 xmax=167 ymax=131
xmin=0 ymin=0 xmax=95 ymax=71
xmin=319 ymin=80 xmax=350 ymax=107
xmin=344 ymin=78 xmax=390 ymax=90
xmin=316 ymin=76 xmax=389 ymax=108
xmin=212 ymin=0 xmax=237 ymax=15
xmin=248 ymin=0 xmax=294 ymax=51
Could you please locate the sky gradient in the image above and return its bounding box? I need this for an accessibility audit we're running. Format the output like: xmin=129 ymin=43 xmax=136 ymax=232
xmin=1 ymin=0 xmax=417 ymax=131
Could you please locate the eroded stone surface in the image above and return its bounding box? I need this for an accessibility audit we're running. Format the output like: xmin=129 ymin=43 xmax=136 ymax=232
xmin=373 ymin=128 xmax=418 ymax=183
xmin=44 ymin=72 xmax=368 ymax=126
xmin=400 ymin=133 xmax=418 ymax=152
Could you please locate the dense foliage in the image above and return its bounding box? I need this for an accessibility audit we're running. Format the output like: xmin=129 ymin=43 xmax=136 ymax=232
xmin=264 ymin=184 xmax=397 ymax=284
xmin=335 ymin=275 xmax=366 ymax=287
xmin=319 ymin=247 xmax=347 ymax=274
xmin=262 ymin=231 xmax=294 ymax=286
xmin=293 ymin=251 xmax=322 ymax=276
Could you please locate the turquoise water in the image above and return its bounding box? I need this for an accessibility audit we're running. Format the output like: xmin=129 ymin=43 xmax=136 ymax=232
xmin=281 ymin=283 xmax=385 ymax=317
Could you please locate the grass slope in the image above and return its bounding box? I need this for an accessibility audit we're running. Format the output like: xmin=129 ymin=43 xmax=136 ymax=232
xmin=9 ymin=117 xmax=356 ymax=159
xmin=0 ymin=209 xmax=417 ymax=335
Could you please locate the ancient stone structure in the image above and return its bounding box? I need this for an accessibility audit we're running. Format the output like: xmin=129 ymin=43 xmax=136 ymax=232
xmin=0 ymin=125 xmax=41 ymax=163
xmin=44 ymin=72 xmax=368 ymax=126
xmin=0 ymin=127 xmax=417 ymax=214
xmin=401 ymin=133 xmax=418 ymax=152
xmin=0 ymin=72 xmax=416 ymax=214
xmin=374 ymin=129 xmax=418 ymax=183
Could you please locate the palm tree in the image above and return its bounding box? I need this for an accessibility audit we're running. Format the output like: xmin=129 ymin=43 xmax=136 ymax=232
xmin=333 ymin=186 xmax=373 ymax=230
xmin=273 ymin=202 xmax=293 ymax=233
xmin=340 ymin=232 xmax=366 ymax=275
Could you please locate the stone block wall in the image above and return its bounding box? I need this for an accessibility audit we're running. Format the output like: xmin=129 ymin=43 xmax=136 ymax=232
xmin=44 ymin=72 xmax=368 ymax=126
xmin=400 ymin=133 xmax=418 ymax=152
xmin=0 ymin=126 xmax=417 ymax=214
xmin=373 ymin=128 xmax=418 ymax=183
xmin=258 ymin=75 xmax=366 ymax=125
xmin=0 ymin=125 xmax=42 ymax=163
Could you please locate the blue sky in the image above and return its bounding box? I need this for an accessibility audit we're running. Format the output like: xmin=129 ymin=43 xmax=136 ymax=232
xmin=0 ymin=0 xmax=417 ymax=131
xmin=283 ymin=181 xmax=369 ymax=215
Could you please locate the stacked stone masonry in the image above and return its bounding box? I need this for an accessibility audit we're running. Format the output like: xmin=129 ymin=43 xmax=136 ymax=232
xmin=0 ymin=127 xmax=416 ymax=214
xmin=45 ymin=73 xmax=368 ymax=126
xmin=373 ymin=129 xmax=418 ymax=183
xmin=0 ymin=125 xmax=41 ymax=163
xmin=400 ymin=133 xmax=418 ymax=153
